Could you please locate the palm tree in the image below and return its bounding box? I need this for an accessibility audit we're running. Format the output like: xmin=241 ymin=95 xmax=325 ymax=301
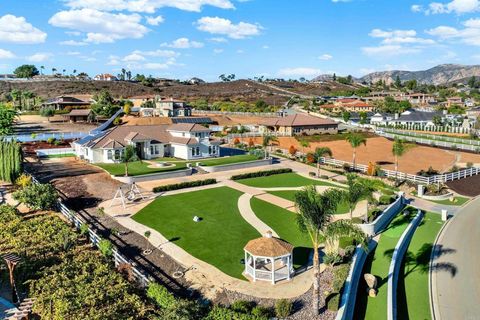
xmin=73 ymin=69 xmax=77 ymax=77
xmin=121 ymin=145 xmax=139 ymax=177
xmin=299 ymin=139 xmax=310 ymax=155
xmin=52 ymin=68 xmax=57 ymax=75
xmin=10 ymin=90 xmax=20 ymax=110
xmin=346 ymin=133 xmax=367 ymax=171
xmin=392 ymin=138 xmax=406 ymax=177
xmin=342 ymin=174 xmax=371 ymax=219
xmin=262 ymin=134 xmax=278 ymax=159
xmin=62 ymin=69 xmax=66 ymax=75
xmin=22 ymin=91 xmax=34 ymax=111
xmin=144 ymin=230 xmax=152 ymax=255
xmin=295 ymin=186 xmax=343 ymax=315
xmin=40 ymin=65 xmax=45 ymax=75
xmin=314 ymin=147 xmax=333 ymax=178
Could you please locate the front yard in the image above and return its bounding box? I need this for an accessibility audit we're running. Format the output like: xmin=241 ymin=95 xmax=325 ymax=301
xmin=238 ymin=172 xmax=342 ymax=188
xmin=267 ymin=190 xmax=350 ymax=215
xmin=197 ymin=154 xmax=260 ymax=166
xmin=97 ymin=160 xmax=188 ymax=176
xmin=132 ymin=187 xmax=260 ymax=279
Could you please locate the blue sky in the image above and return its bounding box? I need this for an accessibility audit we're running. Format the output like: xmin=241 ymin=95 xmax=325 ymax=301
xmin=1 ymin=0 xmax=480 ymax=81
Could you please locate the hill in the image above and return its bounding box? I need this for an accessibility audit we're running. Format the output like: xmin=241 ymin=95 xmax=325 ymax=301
xmin=358 ymin=64 xmax=480 ymax=85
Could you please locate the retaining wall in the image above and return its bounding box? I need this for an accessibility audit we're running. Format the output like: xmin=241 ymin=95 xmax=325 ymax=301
xmin=112 ymin=168 xmax=193 ymax=183
xmin=199 ymin=158 xmax=272 ymax=173
xmin=356 ymin=194 xmax=405 ymax=237
xmin=36 ymin=147 xmax=74 ymax=157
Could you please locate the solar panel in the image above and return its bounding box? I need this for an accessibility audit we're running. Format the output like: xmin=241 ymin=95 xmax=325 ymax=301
xmin=172 ymin=117 xmax=213 ymax=124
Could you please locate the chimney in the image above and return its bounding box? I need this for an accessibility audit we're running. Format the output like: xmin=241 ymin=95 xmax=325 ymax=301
xmin=264 ymin=231 xmax=273 ymax=238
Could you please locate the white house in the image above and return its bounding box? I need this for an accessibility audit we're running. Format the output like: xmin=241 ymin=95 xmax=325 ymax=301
xmin=73 ymin=123 xmax=221 ymax=163
xmin=94 ymin=74 xmax=117 ymax=81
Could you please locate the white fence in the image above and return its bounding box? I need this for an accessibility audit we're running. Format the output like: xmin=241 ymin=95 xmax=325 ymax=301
xmin=193 ymin=110 xmax=278 ymax=117
xmin=30 ymin=176 xmax=151 ymax=288
xmin=228 ymin=131 xmax=291 ymax=139
xmin=375 ymin=124 xmax=471 ymax=134
xmin=35 ymin=148 xmax=74 ymax=157
xmin=380 ymin=128 xmax=480 ymax=146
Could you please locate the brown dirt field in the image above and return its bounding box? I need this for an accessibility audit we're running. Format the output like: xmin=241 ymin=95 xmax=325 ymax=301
xmin=242 ymin=136 xmax=480 ymax=174
xmin=447 ymin=175 xmax=480 ymax=197
xmin=15 ymin=115 xmax=97 ymax=133
xmin=122 ymin=115 xmax=173 ymax=126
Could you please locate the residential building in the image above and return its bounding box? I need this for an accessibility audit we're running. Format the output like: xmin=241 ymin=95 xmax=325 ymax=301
xmin=94 ymin=74 xmax=117 ymax=81
xmin=63 ymin=109 xmax=93 ymax=123
xmin=447 ymin=96 xmax=464 ymax=108
xmin=140 ymin=96 xmax=192 ymax=117
xmin=405 ymin=93 xmax=437 ymax=105
xmin=188 ymin=77 xmax=205 ymax=85
xmin=371 ymin=109 xmax=444 ymax=127
xmin=73 ymin=123 xmax=221 ymax=163
xmin=264 ymin=114 xmax=338 ymax=136
xmin=42 ymin=96 xmax=90 ymax=110
xmin=128 ymin=95 xmax=155 ymax=108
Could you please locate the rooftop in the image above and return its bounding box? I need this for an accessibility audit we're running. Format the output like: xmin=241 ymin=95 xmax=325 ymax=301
xmin=265 ymin=114 xmax=337 ymax=127
xmin=244 ymin=232 xmax=294 ymax=257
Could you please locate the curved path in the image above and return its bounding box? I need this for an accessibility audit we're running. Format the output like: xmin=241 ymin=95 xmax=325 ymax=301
xmin=431 ymin=197 xmax=480 ymax=320
xmin=237 ymin=193 xmax=279 ymax=237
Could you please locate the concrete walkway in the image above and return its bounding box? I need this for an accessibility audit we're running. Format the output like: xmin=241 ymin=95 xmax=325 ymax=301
xmin=238 ymin=193 xmax=279 ymax=237
xmin=406 ymin=195 xmax=461 ymax=215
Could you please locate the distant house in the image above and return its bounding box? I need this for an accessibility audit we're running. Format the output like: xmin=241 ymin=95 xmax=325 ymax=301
xmin=42 ymin=96 xmax=91 ymax=110
xmin=139 ymin=96 xmax=192 ymax=118
xmin=94 ymin=74 xmax=117 ymax=81
xmin=264 ymin=114 xmax=338 ymax=136
xmin=371 ymin=109 xmax=444 ymax=127
xmin=188 ymin=77 xmax=205 ymax=85
xmin=0 ymin=74 xmax=16 ymax=79
xmin=73 ymin=123 xmax=221 ymax=163
xmin=63 ymin=109 xmax=93 ymax=123
xmin=128 ymin=95 xmax=155 ymax=108
xmin=405 ymin=93 xmax=437 ymax=105
xmin=447 ymin=96 xmax=464 ymax=108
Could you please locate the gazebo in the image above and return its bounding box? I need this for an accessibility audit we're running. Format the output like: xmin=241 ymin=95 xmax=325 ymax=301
xmin=244 ymin=231 xmax=294 ymax=284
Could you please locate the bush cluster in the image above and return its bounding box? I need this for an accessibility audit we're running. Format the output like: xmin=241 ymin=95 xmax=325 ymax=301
xmin=231 ymin=168 xmax=292 ymax=180
xmin=13 ymin=182 xmax=58 ymax=210
xmin=153 ymin=179 xmax=217 ymax=193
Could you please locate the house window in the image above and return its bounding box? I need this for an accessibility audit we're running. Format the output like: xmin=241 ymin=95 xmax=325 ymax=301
xmin=107 ymin=150 xmax=113 ymax=160
xmin=114 ymin=149 xmax=121 ymax=160
xmin=208 ymin=146 xmax=212 ymax=155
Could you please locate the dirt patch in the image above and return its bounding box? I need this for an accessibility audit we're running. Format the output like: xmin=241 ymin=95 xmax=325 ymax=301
xmin=15 ymin=115 xmax=97 ymax=134
xmin=447 ymin=175 xmax=480 ymax=197
xmin=22 ymin=140 xmax=74 ymax=157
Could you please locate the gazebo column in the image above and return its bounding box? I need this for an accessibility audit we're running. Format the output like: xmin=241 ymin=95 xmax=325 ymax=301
xmin=244 ymin=251 xmax=248 ymax=277
xmin=287 ymin=255 xmax=291 ymax=281
xmin=253 ymin=256 xmax=256 ymax=282
xmin=271 ymin=257 xmax=275 ymax=285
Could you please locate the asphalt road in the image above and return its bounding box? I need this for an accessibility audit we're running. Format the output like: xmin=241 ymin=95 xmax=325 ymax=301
xmin=431 ymin=197 xmax=480 ymax=320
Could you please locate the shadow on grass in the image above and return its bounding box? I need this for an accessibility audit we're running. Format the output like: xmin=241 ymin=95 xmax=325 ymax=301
xmin=293 ymin=247 xmax=312 ymax=269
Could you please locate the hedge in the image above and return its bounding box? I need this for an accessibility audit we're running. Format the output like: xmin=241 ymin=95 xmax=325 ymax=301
xmin=153 ymin=179 xmax=217 ymax=193
xmin=230 ymin=168 xmax=293 ymax=181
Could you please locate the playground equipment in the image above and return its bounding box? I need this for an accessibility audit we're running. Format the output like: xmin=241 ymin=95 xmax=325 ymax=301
xmin=110 ymin=183 xmax=146 ymax=209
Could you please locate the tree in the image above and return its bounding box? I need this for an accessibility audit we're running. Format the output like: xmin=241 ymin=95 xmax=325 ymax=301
xmin=288 ymin=145 xmax=297 ymax=157
xmin=359 ymin=112 xmax=368 ymax=125
xmin=395 ymin=75 xmax=402 ymax=88
xmin=10 ymin=89 xmax=21 ymax=109
xmin=0 ymin=104 xmax=18 ymax=135
xmin=121 ymin=145 xmax=139 ymax=177
xmin=342 ymin=111 xmax=351 ymax=123
xmin=40 ymin=65 xmax=45 ymax=75
xmin=262 ymin=134 xmax=278 ymax=159
xmin=52 ymin=68 xmax=57 ymax=75
xmin=91 ymin=90 xmax=120 ymax=117
xmin=0 ymin=140 xmax=22 ymax=182
xmin=392 ymin=138 xmax=406 ymax=176
xmin=40 ymin=107 xmax=55 ymax=122
xmin=13 ymin=182 xmax=58 ymax=211
xmin=299 ymin=139 xmax=310 ymax=155
xmin=313 ymin=147 xmax=332 ymax=178
xmin=294 ymin=187 xmax=343 ymax=315
xmin=468 ymin=76 xmax=477 ymax=89
xmin=13 ymin=65 xmax=39 ymax=78
xmin=341 ymin=174 xmax=371 ymax=219
xmin=346 ymin=133 xmax=367 ymax=170
xmin=144 ymin=231 xmax=152 ymax=255
xmin=333 ymin=73 xmax=337 ymax=81
xmin=432 ymin=115 xmax=443 ymax=126
xmin=405 ymin=79 xmax=417 ymax=91
xmin=255 ymin=100 xmax=268 ymax=111
xmin=324 ymin=220 xmax=366 ymax=256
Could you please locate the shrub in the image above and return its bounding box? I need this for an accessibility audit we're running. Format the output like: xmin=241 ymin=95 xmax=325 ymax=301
xmin=351 ymin=217 xmax=362 ymax=224
xmin=79 ymin=223 xmax=89 ymax=237
xmin=326 ymin=293 xmax=340 ymax=311
xmin=231 ymin=300 xmax=255 ymax=314
xmin=13 ymin=182 xmax=58 ymax=210
xmin=206 ymin=306 xmax=266 ymax=320
xmin=15 ymin=173 xmax=32 ymax=189
xmin=113 ymin=117 xmax=122 ymax=126
xmin=288 ymin=145 xmax=297 ymax=156
xmin=333 ymin=264 xmax=351 ymax=292
xmin=98 ymin=239 xmax=113 ymax=257
xmin=309 ymin=171 xmax=316 ymax=177
xmin=275 ymin=299 xmax=292 ymax=319
xmin=47 ymin=137 xmax=56 ymax=144
xmin=467 ymin=162 xmax=474 ymax=168
xmin=251 ymin=306 xmax=272 ymax=318
xmin=379 ymin=195 xmax=395 ymax=206
xmin=323 ymin=253 xmax=342 ymax=267
xmin=147 ymin=283 xmax=176 ymax=309
xmin=231 ymin=168 xmax=292 ymax=180
xmin=233 ymin=138 xmax=241 ymax=145
xmin=367 ymin=209 xmax=383 ymax=222
xmin=153 ymin=179 xmax=217 ymax=193
xmin=161 ymin=298 xmax=206 ymax=320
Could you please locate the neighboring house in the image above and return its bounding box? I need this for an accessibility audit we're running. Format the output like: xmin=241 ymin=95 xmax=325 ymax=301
xmin=94 ymin=74 xmax=117 ymax=81
xmin=372 ymin=109 xmax=444 ymax=127
xmin=0 ymin=74 xmax=16 ymax=79
xmin=188 ymin=77 xmax=205 ymax=85
xmin=73 ymin=123 xmax=221 ymax=163
xmin=465 ymin=98 xmax=476 ymax=108
xmin=63 ymin=109 xmax=93 ymax=123
xmin=128 ymin=95 xmax=155 ymax=108
xmin=370 ymin=113 xmax=395 ymax=126
xmin=405 ymin=93 xmax=437 ymax=105
xmin=140 ymin=96 xmax=192 ymax=117
xmin=42 ymin=96 xmax=91 ymax=110
xmin=466 ymin=106 xmax=480 ymax=118
xmin=447 ymin=96 xmax=464 ymax=108
xmin=264 ymin=114 xmax=338 ymax=136
xmin=340 ymin=101 xmax=374 ymax=113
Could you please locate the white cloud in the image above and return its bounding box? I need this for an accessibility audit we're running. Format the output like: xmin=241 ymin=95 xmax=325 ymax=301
xmin=64 ymin=0 xmax=235 ymax=13
xmin=145 ymin=15 xmax=164 ymax=26
xmin=107 ymin=55 xmax=120 ymax=65
xmin=49 ymin=9 xmax=149 ymax=43
xmin=369 ymin=28 xmax=435 ymax=44
xmin=66 ymin=51 xmax=81 ymax=55
xmin=0 ymin=49 xmax=15 ymax=59
xmin=319 ymin=54 xmax=333 ymax=60
xmin=0 ymin=15 xmax=47 ymax=44
xmin=27 ymin=53 xmax=52 ymax=62
xmin=197 ymin=16 xmax=261 ymax=39
xmin=213 ymin=48 xmax=224 ymax=54
xmin=278 ymin=67 xmax=322 ymax=77
xmin=134 ymin=49 xmax=178 ymax=57
xmin=414 ymin=0 xmax=480 ymax=14
xmin=161 ymin=38 xmax=204 ymax=49
xmin=123 ymin=52 xmax=146 ymax=62
xmin=60 ymin=40 xmax=88 ymax=46
xmin=262 ymin=45 xmax=269 ymax=49
xmin=411 ymin=4 xmax=423 ymax=12
xmin=209 ymin=37 xmax=228 ymax=42
xmin=362 ymin=45 xmax=421 ymax=56
xmin=427 ymin=19 xmax=480 ymax=45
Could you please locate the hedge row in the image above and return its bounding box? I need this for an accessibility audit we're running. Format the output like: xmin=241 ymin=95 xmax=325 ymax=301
xmin=231 ymin=168 xmax=292 ymax=181
xmin=153 ymin=179 xmax=217 ymax=193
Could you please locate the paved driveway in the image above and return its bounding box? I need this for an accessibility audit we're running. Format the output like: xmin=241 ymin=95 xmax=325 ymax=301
xmin=431 ymin=197 xmax=480 ymax=320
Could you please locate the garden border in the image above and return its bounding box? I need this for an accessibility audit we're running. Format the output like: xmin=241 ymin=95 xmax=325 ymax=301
xmin=199 ymin=158 xmax=273 ymax=173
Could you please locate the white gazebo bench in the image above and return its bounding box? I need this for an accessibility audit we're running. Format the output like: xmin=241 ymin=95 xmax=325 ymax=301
xmin=243 ymin=231 xmax=294 ymax=284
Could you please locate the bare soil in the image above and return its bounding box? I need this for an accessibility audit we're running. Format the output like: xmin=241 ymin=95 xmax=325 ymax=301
xmin=447 ymin=175 xmax=480 ymax=197
xmin=15 ymin=115 xmax=97 ymax=134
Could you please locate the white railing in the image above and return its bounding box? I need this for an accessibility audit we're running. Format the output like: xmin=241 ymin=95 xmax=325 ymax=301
xmin=380 ymin=128 xmax=480 ymax=146
xmin=193 ymin=110 xmax=278 ymax=117
xmin=35 ymin=148 xmax=74 ymax=157
xmin=228 ymin=131 xmax=291 ymax=139
xmin=30 ymin=176 xmax=151 ymax=288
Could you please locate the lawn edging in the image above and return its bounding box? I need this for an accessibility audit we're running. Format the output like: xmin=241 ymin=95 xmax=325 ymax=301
xmin=420 ymin=193 xmax=454 ymax=201
xmin=356 ymin=193 xmax=406 ymax=237
xmin=200 ymin=158 xmax=273 ymax=173
xmin=335 ymin=240 xmax=377 ymax=320
xmin=387 ymin=210 xmax=424 ymax=320
xmin=152 ymin=179 xmax=217 ymax=193
xmin=112 ymin=168 xmax=193 ymax=183
xmin=231 ymin=168 xmax=293 ymax=180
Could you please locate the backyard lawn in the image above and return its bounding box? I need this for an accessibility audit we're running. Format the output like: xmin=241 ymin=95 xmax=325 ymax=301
xmin=133 ymin=187 xmax=260 ymax=279
xmin=397 ymin=212 xmax=443 ymax=320
xmin=355 ymin=208 xmax=415 ymax=320
xmin=97 ymin=160 xmax=188 ymax=176
xmin=238 ymin=172 xmax=343 ymax=188
xmin=429 ymin=196 xmax=470 ymax=206
xmin=268 ymin=190 xmax=350 ymax=215
xmin=197 ymin=154 xmax=260 ymax=166
xmin=250 ymin=197 xmax=311 ymax=268
xmin=44 ymin=153 xmax=76 ymax=158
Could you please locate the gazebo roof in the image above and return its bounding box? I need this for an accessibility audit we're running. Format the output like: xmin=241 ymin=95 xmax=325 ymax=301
xmin=244 ymin=232 xmax=294 ymax=257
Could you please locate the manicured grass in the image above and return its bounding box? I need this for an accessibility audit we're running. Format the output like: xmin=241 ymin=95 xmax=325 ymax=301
xmin=429 ymin=196 xmax=470 ymax=206
xmin=198 ymin=154 xmax=260 ymax=166
xmin=44 ymin=153 xmax=76 ymax=158
xmin=268 ymin=190 xmax=350 ymax=215
xmin=238 ymin=172 xmax=343 ymax=188
xmin=355 ymin=208 xmax=415 ymax=320
xmin=97 ymin=161 xmax=187 ymax=176
xmin=133 ymin=187 xmax=260 ymax=279
xmin=295 ymin=131 xmax=375 ymax=143
xmin=250 ymin=197 xmax=311 ymax=268
xmin=397 ymin=212 xmax=443 ymax=320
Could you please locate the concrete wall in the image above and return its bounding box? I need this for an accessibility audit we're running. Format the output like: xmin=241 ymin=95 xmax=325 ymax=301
xmin=387 ymin=211 xmax=424 ymax=320
xmin=112 ymin=168 xmax=193 ymax=184
xmin=200 ymin=158 xmax=273 ymax=173
xmin=36 ymin=148 xmax=74 ymax=157
xmin=356 ymin=194 xmax=405 ymax=237
xmin=421 ymin=193 xmax=453 ymax=201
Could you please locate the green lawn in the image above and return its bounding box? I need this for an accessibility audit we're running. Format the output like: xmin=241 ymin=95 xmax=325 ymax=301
xmin=355 ymin=208 xmax=416 ymax=320
xmin=97 ymin=161 xmax=188 ymax=176
xmin=429 ymin=196 xmax=470 ymax=206
xmin=198 ymin=154 xmax=259 ymax=166
xmin=238 ymin=172 xmax=343 ymax=188
xmin=44 ymin=153 xmax=76 ymax=158
xmin=133 ymin=187 xmax=260 ymax=279
xmin=268 ymin=190 xmax=350 ymax=215
xmin=397 ymin=212 xmax=443 ymax=320
xmin=250 ymin=197 xmax=311 ymax=268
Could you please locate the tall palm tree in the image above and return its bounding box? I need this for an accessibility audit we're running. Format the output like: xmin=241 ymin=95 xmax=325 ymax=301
xmin=22 ymin=91 xmax=34 ymax=111
xmin=392 ymin=138 xmax=406 ymax=177
xmin=122 ymin=145 xmax=139 ymax=177
xmin=314 ymin=147 xmax=333 ymax=178
xmin=262 ymin=134 xmax=278 ymax=159
xmin=346 ymin=133 xmax=367 ymax=170
xmin=324 ymin=220 xmax=366 ymax=256
xmin=62 ymin=69 xmax=66 ymax=75
xmin=40 ymin=65 xmax=45 ymax=75
xmin=52 ymin=68 xmax=57 ymax=75
xmin=73 ymin=69 xmax=77 ymax=77
xmin=342 ymin=174 xmax=371 ymax=219
xmin=10 ymin=90 xmax=20 ymax=110
xmin=295 ymin=186 xmax=343 ymax=315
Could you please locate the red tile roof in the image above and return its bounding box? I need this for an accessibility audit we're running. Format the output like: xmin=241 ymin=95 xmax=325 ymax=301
xmin=265 ymin=114 xmax=337 ymax=127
